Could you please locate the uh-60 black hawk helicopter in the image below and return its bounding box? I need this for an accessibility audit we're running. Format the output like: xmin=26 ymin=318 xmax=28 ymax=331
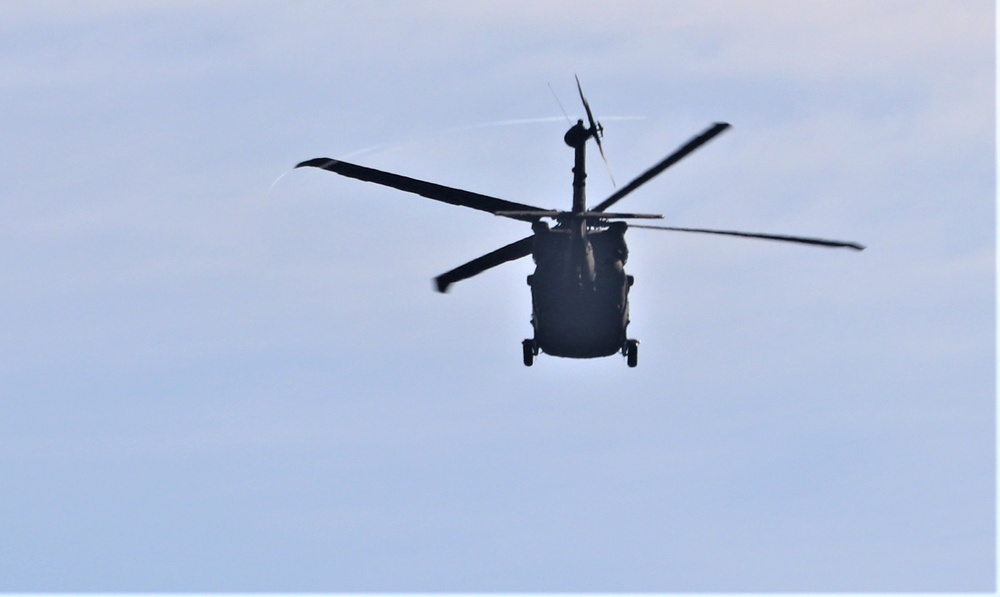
xmin=296 ymin=78 xmax=864 ymax=367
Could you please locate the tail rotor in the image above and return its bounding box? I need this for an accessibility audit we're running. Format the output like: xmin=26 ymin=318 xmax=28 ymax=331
xmin=575 ymin=75 xmax=616 ymax=187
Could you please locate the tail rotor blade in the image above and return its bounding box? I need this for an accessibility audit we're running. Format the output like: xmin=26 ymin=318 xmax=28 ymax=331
xmin=575 ymin=74 xmax=599 ymax=134
xmin=548 ymin=82 xmax=572 ymax=125
xmin=596 ymin=138 xmax=616 ymax=187
xmin=576 ymin=75 xmax=615 ymax=186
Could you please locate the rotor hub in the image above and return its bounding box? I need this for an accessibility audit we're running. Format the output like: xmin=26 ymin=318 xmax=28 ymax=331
xmin=563 ymin=120 xmax=591 ymax=148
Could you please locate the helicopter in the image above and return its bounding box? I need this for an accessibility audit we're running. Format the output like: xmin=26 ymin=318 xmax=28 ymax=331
xmin=296 ymin=78 xmax=864 ymax=367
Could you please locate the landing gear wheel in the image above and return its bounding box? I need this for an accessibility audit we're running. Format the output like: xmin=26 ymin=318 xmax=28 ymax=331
xmin=522 ymin=339 xmax=536 ymax=367
xmin=624 ymin=339 xmax=639 ymax=368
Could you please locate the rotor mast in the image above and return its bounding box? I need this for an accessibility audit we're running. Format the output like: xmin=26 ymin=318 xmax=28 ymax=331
xmin=564 ymin=119 xmax=590 ymax=213
xmin=563 ymin=118 xmax=597 ymax=286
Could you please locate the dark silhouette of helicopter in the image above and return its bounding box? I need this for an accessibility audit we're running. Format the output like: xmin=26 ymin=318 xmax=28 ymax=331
xmin=297 ymin=78 xmax=864 ymax=367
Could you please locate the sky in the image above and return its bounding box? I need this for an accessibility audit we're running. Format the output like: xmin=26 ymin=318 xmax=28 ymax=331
xmin=0 ymin=0 xmax=994 ymax=592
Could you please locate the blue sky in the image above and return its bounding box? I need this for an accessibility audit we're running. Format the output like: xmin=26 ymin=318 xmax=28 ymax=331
xmin=0 ymin=1 xmax=994 ymax=592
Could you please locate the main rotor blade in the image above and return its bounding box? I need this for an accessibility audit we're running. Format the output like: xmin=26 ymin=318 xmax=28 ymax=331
xmin=592 ymin=122 xmax=731 ymax=213
xmin=296 ymin=158 xmax=547 ymax=222
xmin=434 ymin=235 xmax=534 ymax=293
xmin=630 ymin=224 xmax=865 ymax=250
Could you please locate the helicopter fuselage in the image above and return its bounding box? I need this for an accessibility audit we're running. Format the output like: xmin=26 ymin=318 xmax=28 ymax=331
xmin=519 ymin=120 xmax=638 ymax=363
xmin=527 ymin=221 xmax=632 ymax=358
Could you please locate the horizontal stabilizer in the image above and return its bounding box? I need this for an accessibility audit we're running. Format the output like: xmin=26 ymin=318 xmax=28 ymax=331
xmin=495 ymin=210 xmax=664 ymax=220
